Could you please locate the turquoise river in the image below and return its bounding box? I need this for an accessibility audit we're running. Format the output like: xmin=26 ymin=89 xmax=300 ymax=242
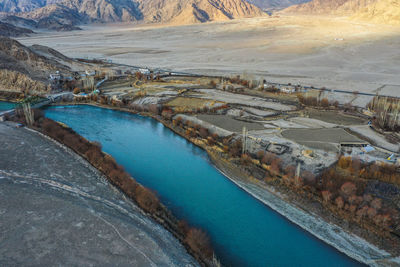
xmin=0 ymin=101 xmax=15 ymax=111
xmin=44 ymin=105 xmax=363 ymax=267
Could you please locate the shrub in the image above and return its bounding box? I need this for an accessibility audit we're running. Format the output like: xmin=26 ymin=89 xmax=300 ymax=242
xmin=178 ymin=220 xmax=190 ymax=235
xmin=85 ymin=146 xmax=104 ymax=165
xmin=338 ymin=156 xmax=351 ymax=169
xmin=370 ymin=198 xmax=382 ymax=210
xmin=135 ymin=185 xmax=159 ymax=213
xmin=356 ymin=206 xmax=368 ymax=218
xmin=285 ymin=165 xmax=296 ymax=178
xmin=335 ymin=196 xmax=344 ymax=209
xmin=320 ymin=98 xmax=329 ymax=107
xmin=261 ymin=152 xmax=276 ymax=165
xmin=256 ymin=150 xmax=265 ymax=160
xmin=270 ymin=158 xmax=282 ymax=174
xmin=207 ymin=136 xmax=216 ymax=146
xmin=209 ymin=80 xmax=217 ymax=88
xmin=240 ymin=154 xmax=252 ymax=165
xmin=321 ymin=190 xmax=332 ymax=203
xmin=199 ymin=127 xmax=209 ymax=139
xmin=161 ymin=109 xmax=173 ymax=121
xmin=175 ymin=116 xmax=183 ymax=126
xmin=185 ymin=228 xmax=213 ymax=259
xmin=228 ymin=140 xmax=242 ymax=158
xmin=149 ymin=104 xmax=160 ymax=115
xmin=302 ymin=171 xmax=316 ymax=185
xmin=367 ymin=207 xmax=377 ymax=218
xmin=340 ymin=182 xmax=357 ymax=197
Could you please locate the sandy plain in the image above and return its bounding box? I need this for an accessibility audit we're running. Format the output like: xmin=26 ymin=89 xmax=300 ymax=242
xmin=17 ymin=15 xmax=400 ymax=96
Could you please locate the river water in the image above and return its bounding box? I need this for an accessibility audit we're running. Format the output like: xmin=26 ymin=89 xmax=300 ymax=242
xmin=44 ymin=105 xmax=362 ymax=267
xmin=0 ymin=101 xmax=15 ymax=111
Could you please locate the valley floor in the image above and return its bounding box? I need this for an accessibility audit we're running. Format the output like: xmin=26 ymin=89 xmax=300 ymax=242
xmin=17 ymin=15 xmax=400 ymax=97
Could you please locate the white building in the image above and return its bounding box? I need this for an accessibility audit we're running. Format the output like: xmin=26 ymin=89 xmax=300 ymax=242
xmin=50 ymin=71 xmax=61 ymax=80
xmin=139 ymin=68 xmax=151 ymax=75
xmin=85 ymin=70 xmax=96 ymax=76
xmin=280 ymin=86 xmax=296 ymax=94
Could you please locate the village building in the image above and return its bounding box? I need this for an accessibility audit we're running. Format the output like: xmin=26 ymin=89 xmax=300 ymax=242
xmin=49 ymin=71 xmax=61 ymax=81
xmin=280 ymin=86 xmax=296 ymax=94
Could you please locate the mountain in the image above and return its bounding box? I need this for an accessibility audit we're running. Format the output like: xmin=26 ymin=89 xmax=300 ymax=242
xmin=0 ymin=20 xmax=33 ymax=36
xmin=350 ymin=0 xmax=400 ymax=24
xmin=21 ymin=3 xmax=83 ymax=29
xmin=0 ymin=36 xmax=69 ymax=80
xmin=282 ymin=0 xmax=350 ymax=14
xmin=1 ymin=14 xmax=37 ymax=28
xmin=137 ymin=0 xmax=265 ymax=24
xmin=0 ymin=0 xmax=61 ymax=13
xmin=1 ymin=0 xmax=265 ymax=29
xmin=245 ymin=0 xmax=311 ymax=10
xmin=57 ymin=0 xmax=142 ymax=22
xmin=282 ymin=0 xmax=400 ymax=24
xmin=0 ymin=36 xmax=73 ymax=92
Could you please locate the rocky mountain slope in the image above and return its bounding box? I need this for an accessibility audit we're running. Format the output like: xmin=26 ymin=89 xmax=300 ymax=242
xmin=137 ymin=0 xmax=265 ymax=24
xmin=0 ymin=0 xmax=49 ymax=13
xmin=1 ymin=0 xmax=264 ymax=29
xmin=246 ymin=0 xmax=311 ymax=10
xmin=0 ymin=20 xmax=33 ymax=36
xmin=1 ymin=14 xmax=37 ymax=28
xmin=283 ymin=0 xmax=352 ymax=14
xmin=20 ymin=3 xmax=83 ymax=30
xmin=350 ymin=0 xmax=400 ymax=24
xmin=283 ymin=0 xmax=400 ymax=24
xmin=0 ymin=36 xmax=69 ymax=80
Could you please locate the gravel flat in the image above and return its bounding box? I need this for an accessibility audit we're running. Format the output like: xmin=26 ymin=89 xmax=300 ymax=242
xmin=0 ymin=122 xmax=197 ymax=266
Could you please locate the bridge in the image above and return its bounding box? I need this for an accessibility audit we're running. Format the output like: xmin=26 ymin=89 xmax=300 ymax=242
xmin=0 ymin=92 xmax=72 ymax=121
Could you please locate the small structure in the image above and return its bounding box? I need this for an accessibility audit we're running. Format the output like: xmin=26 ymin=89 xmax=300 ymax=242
xmin=280 ymin=86 xmax=296 ymax=94
xmin=85 ymin=70 xmax=96 ymax=76
xmin=362 ymin=145 xmax=375 ymax=153
xmin=139 ymin=68 xmax=151 ymax=75
xmin=50 ymin=71 xmax=61 ymax=80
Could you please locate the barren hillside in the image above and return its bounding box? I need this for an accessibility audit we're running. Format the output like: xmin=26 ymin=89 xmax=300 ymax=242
xmin=283 ymin=0 xmax=351 ymax=14
xmin=2 ymin=0 xmax=265 ymax=29
xmin=138 ymin=0 xmax=265 ymax=24
xmin=350 ymin=0 xmax=400 ymax=24
xmin=246 ymin=0 xmax=311 ymax=10
xmin=0 ymin=36 xmax=70 ymax=80
xmin=283 ymin=0 xmax=400 ymax=24
xmin=0 ymin=21 xmax=33 ymax=36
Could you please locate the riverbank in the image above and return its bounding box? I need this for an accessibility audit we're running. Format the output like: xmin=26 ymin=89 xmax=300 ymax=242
xmin=8 ymin=106 xmax=217 ymax=266
xmin=49 ymin=101 xmax=400 ymax=266
xmin=0 ymin=121 xmax=199 ymax=266
xmin=156 ymin=112 xmax=400 ymax=266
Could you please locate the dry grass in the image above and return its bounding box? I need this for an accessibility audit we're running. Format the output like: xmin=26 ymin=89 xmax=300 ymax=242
xmin=167 ymin=97 xmax=222 ymax=109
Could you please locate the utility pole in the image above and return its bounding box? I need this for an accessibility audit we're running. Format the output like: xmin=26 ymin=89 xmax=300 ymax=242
xmin=295 ymin=162 xmax=301 ymax=178
xmin=242 ymin=126 xmax=247 ymax=155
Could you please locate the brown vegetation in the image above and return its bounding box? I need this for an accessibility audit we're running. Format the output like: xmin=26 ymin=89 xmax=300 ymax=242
xmin=0 ymin=69 xmax=48 ymax=94
xmin=316 ymin=156 xmax=400 ymax=234
xmin=368 ymin=96 xmax=400 ymax=131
